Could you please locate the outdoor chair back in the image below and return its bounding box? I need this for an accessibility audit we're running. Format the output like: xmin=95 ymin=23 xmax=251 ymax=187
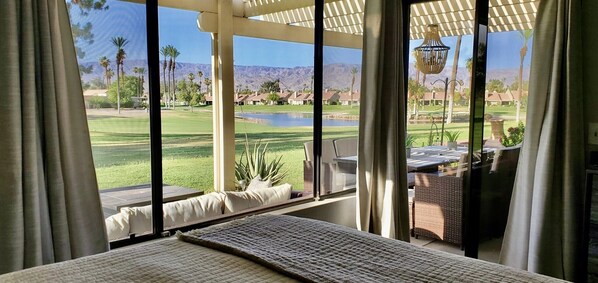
xmin=333 ymin=138 xmax=358 ymax=158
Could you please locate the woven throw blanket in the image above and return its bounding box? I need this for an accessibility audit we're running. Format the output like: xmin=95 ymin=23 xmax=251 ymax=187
xmin=177 ymin=215 xmax=563 ymax=283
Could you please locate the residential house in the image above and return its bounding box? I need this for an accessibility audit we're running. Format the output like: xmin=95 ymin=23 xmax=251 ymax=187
xmin=323 ymin=90 xmax=340 ymax=105
xmin=338 ymin=91 xmax=360 ymax=106
xmin=288 ymin=92 xmax=313 ymax=105
xmin=421 ymin=91 xmax=445 ymax=105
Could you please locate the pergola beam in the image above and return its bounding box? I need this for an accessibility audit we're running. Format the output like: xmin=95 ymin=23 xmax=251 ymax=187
xmin=198 ymin=12 xmax=362 ymax=49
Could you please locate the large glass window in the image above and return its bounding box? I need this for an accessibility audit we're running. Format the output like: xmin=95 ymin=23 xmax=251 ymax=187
xmin=67 ymin=0 xmax=153 ymax=241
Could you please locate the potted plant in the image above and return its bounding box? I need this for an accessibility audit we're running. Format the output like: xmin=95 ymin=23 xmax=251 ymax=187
xmin=235 ymin=135 xmax=288 ymax=191
xmin=444 ymin=131 xmax=460 ymax=150
xmin=406 ymin=134 xmax=416 ymax=158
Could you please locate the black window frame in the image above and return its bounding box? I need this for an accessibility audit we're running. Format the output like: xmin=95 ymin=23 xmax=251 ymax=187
xmin=109 ymin=0 xmax=492 ymax=254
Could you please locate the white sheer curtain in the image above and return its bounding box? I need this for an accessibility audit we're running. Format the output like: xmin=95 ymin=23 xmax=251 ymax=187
xmin=499 ymin=0 xmax=584 ymax=280
xmin=356 ymin=0 xmax=410 ymax=240
xmin=0 ymin=0 xmax=109 ymax=274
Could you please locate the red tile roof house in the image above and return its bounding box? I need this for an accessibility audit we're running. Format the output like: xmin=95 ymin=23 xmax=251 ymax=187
xmin=323 ymin=90 xmax=340 ymax=105
xmin=202 ymin=94 xmax=213 ymax=106
xmin=244 ymin=92 xmax=292 ymax=105
xmin=421 ymin=91 xmax=445 ymax=105
xmin=485 ymin=91 xmax=513 ymax=106
xmin=338 ymin=91 xmax=361 ymax=106
xmin=235 ymin=93 xmax=249 ymax=105
xmin=288 ymin=92 xmax=314 ymax=105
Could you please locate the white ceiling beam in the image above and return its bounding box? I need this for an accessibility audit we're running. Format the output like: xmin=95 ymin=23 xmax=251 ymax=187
xmin=198 ymin=12 xmax=362 ymax=49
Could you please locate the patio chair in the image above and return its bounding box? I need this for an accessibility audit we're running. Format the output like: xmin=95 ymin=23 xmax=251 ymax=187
xmin=413 ymin=162 xmax=493 ymax=246
xmin=487 ymin=145 xmax=521 ymax=237
xmin=333 ymin=138 xmax=358 ymax=189
xmin=303 ymin=140 xmax=338 ymax=194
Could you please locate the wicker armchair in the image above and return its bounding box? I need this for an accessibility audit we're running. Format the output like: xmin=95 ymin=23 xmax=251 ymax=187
xmin=413 ymin=173 xmax=464 ymax=245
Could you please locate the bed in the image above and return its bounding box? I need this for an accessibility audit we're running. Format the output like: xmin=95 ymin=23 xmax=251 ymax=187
xmin=0 ymin=215 xmax=563 ymax=282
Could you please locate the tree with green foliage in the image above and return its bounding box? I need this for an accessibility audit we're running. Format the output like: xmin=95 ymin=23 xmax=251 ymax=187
xmin=204 ymin=78 xmax=212 ymax=94
xmin=260 ymin=79 xmax=281 ymax=93
xmin=111 ymin=36 xmax=129 ymax=114
xmin=516 ymin=30 xmax=533 ymax=122
xmin=107 ymin=76 xmax=141 ymax=108
xmin=487 ymin=79 xmax=506 ymax=93
xmin=67 ymin=0 xmax=109 ymax=74
xmin=408 ymin=78 xmax=426 ymax=119
xmin=266 ymin=93 xmax=280 ymax=105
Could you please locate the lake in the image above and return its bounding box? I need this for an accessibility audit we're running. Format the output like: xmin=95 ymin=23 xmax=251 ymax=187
xmin=236 ymin=113 xmax=359 ymax=127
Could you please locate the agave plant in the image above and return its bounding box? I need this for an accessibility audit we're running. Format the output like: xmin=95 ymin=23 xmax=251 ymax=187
xmin=444 ymin=131 xmax=461 ymax=142
xmin=235 ymin=135 xmax=288 ymax=190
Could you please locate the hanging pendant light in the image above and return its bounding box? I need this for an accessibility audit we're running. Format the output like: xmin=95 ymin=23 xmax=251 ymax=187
xmin=414 ymin=24 xmax=450 ymax=74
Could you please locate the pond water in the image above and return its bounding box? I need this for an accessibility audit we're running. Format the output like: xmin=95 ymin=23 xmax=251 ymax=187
xmin=236 ymin=113 xmax=359 ymax=127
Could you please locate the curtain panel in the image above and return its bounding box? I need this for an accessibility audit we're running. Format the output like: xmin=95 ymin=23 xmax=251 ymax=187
xmin=0 ymin=0 xmax=109 ymax=275
xmin=356 ymin=0 xmax=410 ymax=241
xmin=499 ymin=0 xmax=584 ymax=280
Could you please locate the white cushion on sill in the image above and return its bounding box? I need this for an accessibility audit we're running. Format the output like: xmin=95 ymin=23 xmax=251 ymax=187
xmin=124 ymin=192 xmax=225 ymax=236
xmin=105 ymin=212 xmax=130 ymax=241
xmin=246 ymin=176 xmax=273 ymax=191
xmin=223 ymin=184 xmax=292 ymax=214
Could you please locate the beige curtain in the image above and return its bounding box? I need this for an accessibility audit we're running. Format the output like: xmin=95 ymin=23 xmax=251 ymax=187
xmin=499 ymin=0 xmax=584 ymax=280
xmin=356 ymin=0 xmax=410 ymax=241
xmin=0 ymin=0 xmax=109 ymax=275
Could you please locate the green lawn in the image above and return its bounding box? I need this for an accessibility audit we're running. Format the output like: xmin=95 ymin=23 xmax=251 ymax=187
xmin=88 ymin=104 xmax=525 ymax=192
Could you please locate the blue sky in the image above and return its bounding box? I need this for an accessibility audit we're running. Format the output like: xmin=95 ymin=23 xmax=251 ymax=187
xmin=70 ymin=0 xmax=532 ymax=70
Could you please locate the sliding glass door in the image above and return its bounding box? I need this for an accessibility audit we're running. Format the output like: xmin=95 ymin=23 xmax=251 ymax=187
xmin=405 ymin=0 xmax=538 ymax=260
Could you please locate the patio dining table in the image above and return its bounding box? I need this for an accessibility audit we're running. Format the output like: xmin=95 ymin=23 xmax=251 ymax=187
xmin=334 ymin=145 xmax=470 ymax=173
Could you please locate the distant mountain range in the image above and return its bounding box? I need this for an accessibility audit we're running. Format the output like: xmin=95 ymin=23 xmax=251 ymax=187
xmin=80 ymin=60 xmax=529 ymax=91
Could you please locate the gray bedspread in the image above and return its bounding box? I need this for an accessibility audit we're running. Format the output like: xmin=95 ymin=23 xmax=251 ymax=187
xmin=178 ymin=215 xmax=564 ymax=283
xmin=0 ymin=237 xmax=296 ymax=283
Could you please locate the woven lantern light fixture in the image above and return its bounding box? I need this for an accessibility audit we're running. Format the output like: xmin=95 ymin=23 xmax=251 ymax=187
xmin=414 ymin=24 xmax=450 ymax=74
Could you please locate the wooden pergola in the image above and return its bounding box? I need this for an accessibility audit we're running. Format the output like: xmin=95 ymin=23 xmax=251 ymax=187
xmin=129 ymin=0 xmax=539 ymax=190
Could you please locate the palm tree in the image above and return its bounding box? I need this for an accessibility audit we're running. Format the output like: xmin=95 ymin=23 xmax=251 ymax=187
xmin=204 ymin=78 xmax=212 ymax=95
xmin=170 ymin=47 xmax=180 ymax=109
xmin=166 ymin=45 xmax=174 ymax=108
xmin=447 ymin=35 xmax=462 ymax=124
xmin=349 ymin=67 xmax=358 ymax=108
xmin=197 ymin=70 xmax=204 ymax=95
xmin=187 ymin=73 xmax=195 ymax=84
xmin=99 ymin=56 xmax=110 ymax=87
xmin=106 ymin=68 xmax=114 ymax=86
xmin=133 ymin=67 xmax=140 ymax=97
xmin=138 ymin=67 xmax=146 ymax=97
xmin=160 ymin=46 xmax=169 ymax=106
xmin=111 ymin=36 xmax=129 ymax=114
xmin=516 ymin=30 xmax=533 ymax=123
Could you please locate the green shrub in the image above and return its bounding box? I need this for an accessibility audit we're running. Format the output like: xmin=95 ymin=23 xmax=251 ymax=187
xmin=87 ymin=97 xmax=112 ymax=109
xmin=502 ymin=122 xmax=525 ymax=147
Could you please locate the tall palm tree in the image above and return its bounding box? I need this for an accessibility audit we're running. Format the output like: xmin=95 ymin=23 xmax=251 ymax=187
xmin=447 ymin=35 xmax=462 ymax=124
xmin=170 ymin=47 xmax=180 ymax=109
xmin=516 ymin=30 xmax=533 ymax=123
xmin=111 ymin=36 xmax=129 ymax=114
xmin=349 ymin=67 xmax=358 ymax=108
xmin=197 ymin=70 xmax=204 ymax=95
xmin=138 ymin=67 xmax=146 ymax=97
xmin=160 ymin=46 xmax=169 ymax=106
xmin=133 ymin=67 xmax=140 ymax=97
xmin=99 ymin=56 xmax=110 ymax=87
xmin=166 ymin=45 xmax=174 ymax=108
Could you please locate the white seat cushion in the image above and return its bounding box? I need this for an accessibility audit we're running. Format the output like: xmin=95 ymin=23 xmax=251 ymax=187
xmin=105 ymin=212 xmax=130 ymax=241
xmin=124 ymin=192 xmax=225 ymax=236
xmin=223 ymin=184 xmax=292 ymax=214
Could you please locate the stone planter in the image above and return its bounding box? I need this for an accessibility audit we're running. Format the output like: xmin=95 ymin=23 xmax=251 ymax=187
xmin=447 ymin=141 xmax=458 ymax=150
